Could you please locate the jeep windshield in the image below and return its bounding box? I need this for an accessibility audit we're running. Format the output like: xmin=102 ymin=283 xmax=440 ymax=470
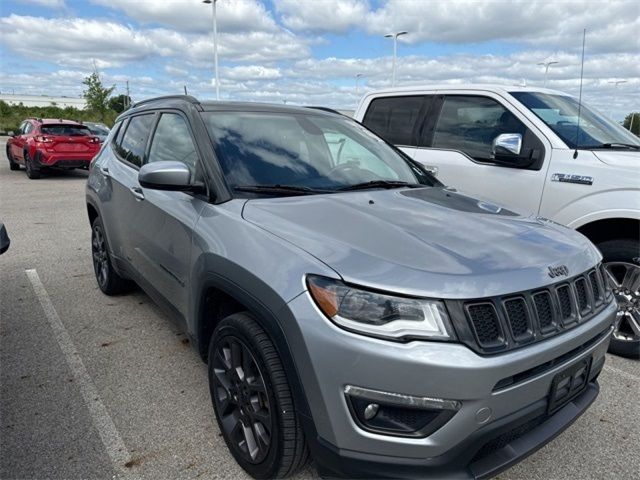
xmin=510 ymin=91 xmax=640 ymax=150
xmin=202 ymin=110 xmax=437 ymax=195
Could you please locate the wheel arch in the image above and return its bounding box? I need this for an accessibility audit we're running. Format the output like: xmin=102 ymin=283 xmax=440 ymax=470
xmin=195 ymin=272 xmax=313 ymax=419
xmin=576 ymin=217 xmax=640 ymax=246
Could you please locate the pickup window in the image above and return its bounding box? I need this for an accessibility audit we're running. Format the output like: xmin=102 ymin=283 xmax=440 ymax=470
xmin=432 ymin=96 xmax=526 ymax=162
xmin=362 ymin=96 xmax=425 ymax=146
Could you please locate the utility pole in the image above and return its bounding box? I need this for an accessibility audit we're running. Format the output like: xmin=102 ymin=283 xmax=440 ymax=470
xmin=203 ymin=0 xmax=220 ymax=100
xmin=355 ymin=74 xmax=363 ymax=96
xmin=125 ymin=80 xmax=130 ymax=110
xmin=608 ymin=80 xmax=627 ymax=119
xmin=184 ymin=85 xmax=188 ymax=95
xmin=384 ymin=31 xmax=408 ymax=87
xmin=537 ymin=61 xmax=558 ymax=87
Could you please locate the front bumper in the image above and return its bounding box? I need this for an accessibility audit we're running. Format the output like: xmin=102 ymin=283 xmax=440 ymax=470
xmin=284 ymin=293 xmax=616 ymax=478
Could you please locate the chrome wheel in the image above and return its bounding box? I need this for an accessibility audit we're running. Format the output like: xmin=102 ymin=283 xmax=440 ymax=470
xmin=604 ymin=261 xmax=640 ymax=342
xmin=212 ymin=336 xmax=272 ymax=464
xmin=91 ymin=224 xmax=109 ymax=288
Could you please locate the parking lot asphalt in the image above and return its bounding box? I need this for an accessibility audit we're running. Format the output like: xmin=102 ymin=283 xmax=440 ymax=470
xmin=0 ymin=136 xmax=638 ymax=480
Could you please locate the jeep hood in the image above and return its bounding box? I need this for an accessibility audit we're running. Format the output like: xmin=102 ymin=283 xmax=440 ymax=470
xmin=242 ymin=187 xmax=601 ymax=299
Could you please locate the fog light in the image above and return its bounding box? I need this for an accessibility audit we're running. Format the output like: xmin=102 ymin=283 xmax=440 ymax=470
xmin=364 ymin=403 xmax=379 ymax=420
xmin=345 ymin=385 xmax=460 ymax=438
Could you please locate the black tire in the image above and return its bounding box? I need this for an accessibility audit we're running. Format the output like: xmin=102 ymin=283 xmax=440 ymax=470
xmin=597 ymin=238 xmax=640 ymax=359
xmin=6 ymin=146 xmax=19 ymax=171
xmin=24 ymin=151 xmax=41 ymax=179
xmin=208 ymin=313 xmax=309 ymax=479
xmin=91 ymin=216 xmax=132 ymax=295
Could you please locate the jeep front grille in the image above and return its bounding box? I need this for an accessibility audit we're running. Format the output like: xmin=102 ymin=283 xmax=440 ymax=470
xmin=446 ymin=265 xmax=610 ymax=354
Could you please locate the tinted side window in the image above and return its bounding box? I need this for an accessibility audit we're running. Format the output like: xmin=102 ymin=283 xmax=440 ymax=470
xmin=148 ymin=113 xmax=198 ymax=172
xmin=432 ymin=96 xmax=526 ymax=162
xmin=362 ymin=96 xmax=424 ymax=146
xmin=116 ymin=114 xmax=155 ymax=167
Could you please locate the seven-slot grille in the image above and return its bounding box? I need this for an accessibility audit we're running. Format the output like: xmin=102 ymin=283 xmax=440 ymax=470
xmin=454 ymin=265 xmax=611 ymax=353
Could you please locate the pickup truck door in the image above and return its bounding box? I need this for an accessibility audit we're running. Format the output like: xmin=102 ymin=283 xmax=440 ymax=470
xmin=412 ymin=93 xmax=552 ymax=216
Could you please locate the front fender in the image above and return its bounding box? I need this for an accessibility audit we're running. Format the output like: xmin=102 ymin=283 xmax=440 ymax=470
xmin=549 ymin=189 xmax=640 ymax=229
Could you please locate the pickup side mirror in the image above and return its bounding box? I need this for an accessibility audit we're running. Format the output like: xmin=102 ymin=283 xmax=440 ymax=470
xmin=492 ymin=133 xmax=522 ymax=156
xmin=138 ymin=161 xmax=193 ymax=191
xmin=490 ymin=133 xmax=536 ymax=168
xmin=8 ymin=131 xmax=15 ymax=137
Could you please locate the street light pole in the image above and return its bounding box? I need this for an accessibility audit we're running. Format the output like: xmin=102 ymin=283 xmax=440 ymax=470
xmin=384 ymin=31 xmax=407 ymax=87
xmin=608 ymin=80 xmax=627 ymax=120
xmin=355 ymin=73 xmax=363 ymax=96
xmin=537 ymin=61 xmax=558 ymax=87
xmin=203 ymin=0 xmax=220 ymax=100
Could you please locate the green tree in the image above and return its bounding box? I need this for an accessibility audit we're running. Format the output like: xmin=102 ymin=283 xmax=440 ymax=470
xmin=82 ymin=72 xmax=115 ymax=121
xmin=622 ymin=112 xmax=640 ymax=136
xmin=108 ymin=94 xmax=132 ymax=113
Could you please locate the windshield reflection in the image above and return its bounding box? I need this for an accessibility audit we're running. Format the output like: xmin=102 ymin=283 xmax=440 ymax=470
xmin=202 ymin=111 xmax=436 ymax=193
xmin=510 ymin=91 xmax=640 ymax=149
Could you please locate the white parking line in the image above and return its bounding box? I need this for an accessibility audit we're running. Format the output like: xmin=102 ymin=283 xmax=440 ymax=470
xmin=604 ymin=364 xmax=639 ymax=382
xmin=25 ymin=269 xmax=134 ymax=479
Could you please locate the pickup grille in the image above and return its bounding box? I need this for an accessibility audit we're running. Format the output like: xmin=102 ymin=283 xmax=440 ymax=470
xmin=447 ymin=265 xmax=611 ymax=354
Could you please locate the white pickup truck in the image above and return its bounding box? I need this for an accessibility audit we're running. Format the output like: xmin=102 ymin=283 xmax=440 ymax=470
xmin=354 ymin=85 xmax=639 ymax=357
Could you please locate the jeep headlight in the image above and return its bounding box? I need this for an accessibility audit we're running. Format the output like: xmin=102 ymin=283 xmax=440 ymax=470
xmin=307 ymin=275 xmax=454 ymax=341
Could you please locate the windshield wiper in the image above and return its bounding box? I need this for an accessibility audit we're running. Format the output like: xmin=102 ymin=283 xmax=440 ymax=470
xmin=234 ymin=184 xmax=335 ymax=196
xmin=338 ymin=180 xmax=423 ymax=191
xmin=595 ymin=143 xmax=640 ymax=150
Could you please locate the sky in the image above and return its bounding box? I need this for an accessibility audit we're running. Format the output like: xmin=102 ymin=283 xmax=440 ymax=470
xmin=0 ymin=0 xmax=638 ymax=121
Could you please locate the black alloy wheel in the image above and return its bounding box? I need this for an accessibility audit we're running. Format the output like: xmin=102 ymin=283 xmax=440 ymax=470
xmin=90 ymin=217 xmax=131 ymax=295
xmin=92 ymin=222 xmax=109 ymax=290
xmin=212 ymin=335 xmax=273 ymax=464
xmin=208 ymin=313 xmax=309 ymax=478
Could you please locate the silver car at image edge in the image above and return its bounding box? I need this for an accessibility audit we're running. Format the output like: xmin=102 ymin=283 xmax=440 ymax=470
xmin=86 ymin=95 xmax=617 ymax=479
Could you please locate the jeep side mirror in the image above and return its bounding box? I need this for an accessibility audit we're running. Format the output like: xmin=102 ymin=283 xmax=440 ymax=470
xmin=492 ymin=133 xmax=522 ymax=156
xmin=138 ymin=161 xmax=195 ymax=191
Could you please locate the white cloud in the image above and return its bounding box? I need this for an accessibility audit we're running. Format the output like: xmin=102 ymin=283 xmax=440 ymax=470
xmin=276 ymin=0 xmax=639 ymax=54
xmin=221 ymin=65 xmax=282 ymax=80
xmin=0 ymin=14 xmax=311 ymax=68
xmin=91 ymin=0 xmax=279 ymax=34
xmin=276 ymin=0 xmax=369 ymax=33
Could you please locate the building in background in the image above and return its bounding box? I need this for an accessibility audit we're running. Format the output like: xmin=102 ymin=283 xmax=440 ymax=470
xmin=0 ymin=93 xmax=86 ymax=109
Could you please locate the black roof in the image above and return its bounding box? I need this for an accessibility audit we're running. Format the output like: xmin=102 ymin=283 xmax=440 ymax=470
xmin=128 ymin=95 xmax=343 ymax=117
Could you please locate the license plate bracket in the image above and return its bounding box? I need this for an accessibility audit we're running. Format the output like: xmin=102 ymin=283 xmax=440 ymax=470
xmin=548 ymin=357 xmax=591 ymax=414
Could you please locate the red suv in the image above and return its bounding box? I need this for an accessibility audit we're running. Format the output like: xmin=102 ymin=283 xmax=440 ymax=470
xmin=6 ymin=118 xmax=102 ymax=179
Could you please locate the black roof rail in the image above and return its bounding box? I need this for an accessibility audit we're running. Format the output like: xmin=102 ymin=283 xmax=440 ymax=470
xmin=305 ymin=106 xmax=343 ymax=115
xmin=132 ymin=95 xmax=200 ymax=109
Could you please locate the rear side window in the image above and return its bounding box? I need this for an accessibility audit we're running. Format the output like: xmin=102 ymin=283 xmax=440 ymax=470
xmin=362 ymin=96 xmax=424 ymax=146
xmin=115 ymin=114 xmax=155 ymax=167
xmin=148 ymin=113 xmax=198 ymax=171
xmin=432 ymin=96 xmax=526 ymax=162
xmin=40 ymin=124 xmax=89 ymax=136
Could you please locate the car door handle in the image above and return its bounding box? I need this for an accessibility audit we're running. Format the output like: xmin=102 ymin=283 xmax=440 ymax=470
xmin=129 ymin=186 xmax=145 ymax=201
xmin=99 ymin=166 xmax=110 ymax=177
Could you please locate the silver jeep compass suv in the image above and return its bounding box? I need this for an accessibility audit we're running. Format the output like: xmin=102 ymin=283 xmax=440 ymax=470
xmin=86 ymin=95 xmax=617 ymax=479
